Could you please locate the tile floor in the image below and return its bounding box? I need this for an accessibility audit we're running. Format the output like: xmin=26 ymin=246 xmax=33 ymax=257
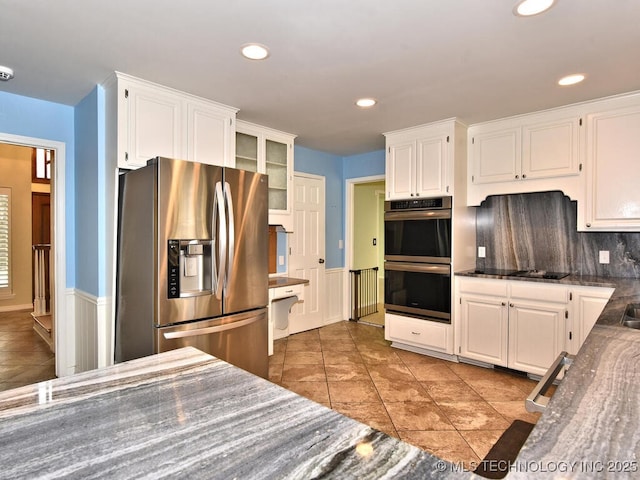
xmin=269 ymin=320 xmax=545 ymax=469
xmin=0 ymin=310 xmax=56 ymax=392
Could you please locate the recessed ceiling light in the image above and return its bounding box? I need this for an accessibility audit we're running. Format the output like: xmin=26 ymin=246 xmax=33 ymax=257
xmin=356 ymin=98 xmax=377 ymax=108
xmin=514 ymin=0 xmax=556 ymax=17
xmin=240 ymin=43 xmax=270 ymax=60
xmin=558 ymin=73 xmax=585 ymax=86
xmin=0 ymin=65 xmax=14 ymax=81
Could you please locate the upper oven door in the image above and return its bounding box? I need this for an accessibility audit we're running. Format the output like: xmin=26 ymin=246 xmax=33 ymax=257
xmin=384 ymin=209 xmax=451 ymax=263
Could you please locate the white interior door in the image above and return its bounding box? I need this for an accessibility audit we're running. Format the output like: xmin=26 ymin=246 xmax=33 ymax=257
xmin=288 ymin=174 xmax=325 ymax=334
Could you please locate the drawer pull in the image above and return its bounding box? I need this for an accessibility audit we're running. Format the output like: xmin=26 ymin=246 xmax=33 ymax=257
xmin=526 ymin=351 xmax=574 ymax=413
xmin=411 ymin=331 xmax=421 ymax=335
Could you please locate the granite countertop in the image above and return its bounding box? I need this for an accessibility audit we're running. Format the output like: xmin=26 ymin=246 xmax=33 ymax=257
xmin=0 ymin=347 xmax=459 ymax=479
xmin=457 ymin=269 xmax=640 ymax=326
xmin=458 ymin=269 xmax=640 ymax=477
xmin=513 ymin=325 xmax=640 ymax=478
xmin=268 ymin=276 xmax=309 ymax=289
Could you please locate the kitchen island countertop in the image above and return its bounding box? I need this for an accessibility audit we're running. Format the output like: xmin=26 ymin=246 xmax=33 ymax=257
xmin=0 ymin=347 xmax=458 ymax=479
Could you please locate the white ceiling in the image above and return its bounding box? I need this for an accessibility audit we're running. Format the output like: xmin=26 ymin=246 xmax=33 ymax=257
xmin=1 ymin=0 xmax=639 ymax=156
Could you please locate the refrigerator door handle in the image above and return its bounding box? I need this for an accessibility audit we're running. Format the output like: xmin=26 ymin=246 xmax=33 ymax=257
xmin=224 ymin=181 xmax=235 ymax=291
xmin=162 ymin=315 xmax=261 ymax=338
xmin=214 ymin=181 xmax=227 ymax=300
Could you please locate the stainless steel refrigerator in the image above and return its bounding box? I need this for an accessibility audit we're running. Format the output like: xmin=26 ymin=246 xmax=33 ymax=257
xmin=115 ymin=157 xmax=269 ymax=378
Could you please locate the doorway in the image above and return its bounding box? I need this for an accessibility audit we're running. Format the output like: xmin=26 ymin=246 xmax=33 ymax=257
xmin=0 ymin=133 xmax=68 ymax=378
xmin=345 ymin=176 xmax=385 ymax=326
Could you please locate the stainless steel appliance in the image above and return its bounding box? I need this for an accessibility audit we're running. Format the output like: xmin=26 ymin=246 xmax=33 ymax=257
xmin=384 ymin=197 xmax=452 ymax=322
xmin=115 ymin=157 xmax=269 ymax=378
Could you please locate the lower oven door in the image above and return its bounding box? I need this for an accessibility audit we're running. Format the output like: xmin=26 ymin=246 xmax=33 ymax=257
xmin=384 ymin=262 xmax=451 ymax=322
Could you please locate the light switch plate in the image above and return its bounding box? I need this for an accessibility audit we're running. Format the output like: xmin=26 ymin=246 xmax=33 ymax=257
xmin=599 ymin=250 xmax=610 ymax=264
xmin=278 ymin=255 xmax=285 ymax=266
xmin=478 ymin=246 xmax=486 ymax=258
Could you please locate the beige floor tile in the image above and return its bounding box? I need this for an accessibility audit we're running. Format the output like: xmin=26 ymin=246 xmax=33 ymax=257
xmin=281 ymin=364 xmax=326 ymax=382
xmin=357 ymin=346 xmax=403 ymax=364
xmin=385 ymin=401 xmax=454 ymax=431
xmin=269 ymin=351 xmax=285 ymax=365
xmin=289 ymin=330 xmax=320 ymax=341
xmin=268 ymin=363 xmax=284 ymax=384
xmin=332 ymin=402 xmax=397 ymax=438
xmin=284 ymin=351 xmax=324 ymax=365
xmin=320 ymin=340 xmax=358 ymax=353
xmin=272 ymin=339 xmax=287 ymax=355
xmin=421 ymin=380 xmax=483 ymax=403
xmin=375 ymin=380 xmax=433 ymax=403
xmin=322 ymin=351 xmax=364 ymax=365
xmin=438 ymin=401 xmax=510 ymax=431
xmin=488 ymin=401 xmax=541 ymax=424
xmin=286 ymin=339 xmax=322 ymax=353
xmin=464 ymin=378 xmax=528 ymax=402
xmin=280 ymin=381 xmax=330 ymax=407
xmin=399 ymin=430 xmax=481 ymax=469
xmin=325 ymin=363 xmax=370 ymax=382
xmin=366 ymin=363 xmax=416 ymax=383
xmin=406 ymin=363 xmax=461 ymax=382
xmin=327 ymin=380 xmax=380 ymax=403
xmin=459 ymin=430 xmax=505 ymax=460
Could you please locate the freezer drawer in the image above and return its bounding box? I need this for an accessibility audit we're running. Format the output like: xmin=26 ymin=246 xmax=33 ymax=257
xmin=157 ymin=308 xmax=268 ymax=379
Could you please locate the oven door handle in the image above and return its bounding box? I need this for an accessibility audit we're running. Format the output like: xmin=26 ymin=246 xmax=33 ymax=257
xmin=385 ymin=210 xmax=451 ymax=221
xmin=384 ymin=262 xmax=450 ymax=275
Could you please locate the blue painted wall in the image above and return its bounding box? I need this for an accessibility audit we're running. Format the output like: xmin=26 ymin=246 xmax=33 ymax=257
xmin=75 ymin=86 xmax=107 ymax=296
xmin=0 ymin=91 xmax=76 ymax=287
xmin=294 ymin=146 xmax=385 ymax=269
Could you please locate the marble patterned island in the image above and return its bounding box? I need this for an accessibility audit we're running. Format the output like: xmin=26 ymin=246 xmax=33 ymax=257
xmin=0 ymin=347 xmax=461 ymax=479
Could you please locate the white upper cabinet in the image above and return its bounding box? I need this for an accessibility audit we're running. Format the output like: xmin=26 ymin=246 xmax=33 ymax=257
xmin=104 ymin=72 xmax=237 ymax=170
xmin=580 ymin=93 xmax=640 ymax=231
xmin=186 ymin=99 xmax=236 ymax=167
xmin=467 ymin=109 xmax=582 ymax=205
xmin=385 ymin=119 xmax=464 ymax=200
xmin=235 ymin=120 xmax=295 ymax=230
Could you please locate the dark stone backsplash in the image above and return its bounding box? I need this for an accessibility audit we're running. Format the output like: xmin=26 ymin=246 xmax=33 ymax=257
xmin=475 ymin=191 xmax=640 ymax=278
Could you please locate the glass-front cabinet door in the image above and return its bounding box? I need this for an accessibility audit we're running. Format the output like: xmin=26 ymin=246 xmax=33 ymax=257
xmin=235 ymin=121 xmax=295 ymax=230
xmin=266 ymin=139 xmax=288 ymax=211
xmin=235 ymin=132 xmax=258 ymax=172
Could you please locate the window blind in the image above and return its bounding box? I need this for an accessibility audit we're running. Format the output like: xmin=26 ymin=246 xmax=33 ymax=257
xmin=0 ymin=188 xmax=10 ymax=290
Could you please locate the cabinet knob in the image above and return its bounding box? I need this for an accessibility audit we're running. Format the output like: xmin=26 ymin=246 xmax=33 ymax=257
xmin=501 ymin=302 xmax=506 ymax=306
xmin=522 ymin=174 xmax=527 ymax=179
xmin=509 ymin=303 xmax=514 ymax=308
xmin=515 ymin=175 xmax=519 ymax=179
xmin=586 ymin=223 xmax=591 ymax=228
xmin=411 ymin=193 xmax=414 ymax=197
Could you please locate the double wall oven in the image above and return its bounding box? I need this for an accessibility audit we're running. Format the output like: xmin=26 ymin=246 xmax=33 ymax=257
xmin=384 ymin=197 xmax=452 ymax=323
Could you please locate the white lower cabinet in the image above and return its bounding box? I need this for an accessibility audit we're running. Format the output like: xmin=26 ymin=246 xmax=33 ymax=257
xmin=507 ymin=300 xmax=566 ymax=376
xmin=568 ymin=286 xmax=614 ymax=354
xmin=458 ymin=277 xmax=568 ymax=376
xmin=459 ymin=295 xmax=508 ymax=366
xmin=385 ymin=312 xmax=453 ymax=354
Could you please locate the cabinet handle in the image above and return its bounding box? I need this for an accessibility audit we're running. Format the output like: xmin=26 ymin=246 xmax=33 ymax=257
xmin=411 ymin=331 xmax=421 ymax=335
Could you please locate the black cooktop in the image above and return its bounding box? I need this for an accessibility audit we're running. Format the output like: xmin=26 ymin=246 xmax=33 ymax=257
xmin=473 ymin=268 xmax=570 ymax=280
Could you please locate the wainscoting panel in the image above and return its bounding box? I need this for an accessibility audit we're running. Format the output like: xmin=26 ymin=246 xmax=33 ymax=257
xmin=325 ymin=268 xmax=344 ymax=324
xmin=73 ymin=290 xmax=111 ymax=373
